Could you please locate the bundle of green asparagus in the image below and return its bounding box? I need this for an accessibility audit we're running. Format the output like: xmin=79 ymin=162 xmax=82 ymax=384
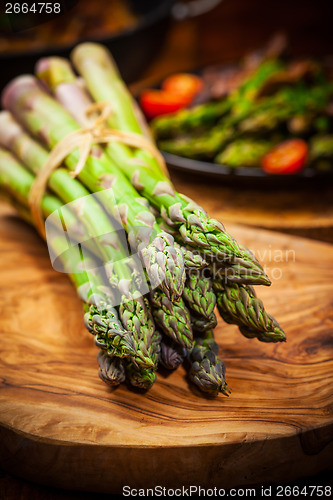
xmin=0 ymin=43 xmax=285 ymax=396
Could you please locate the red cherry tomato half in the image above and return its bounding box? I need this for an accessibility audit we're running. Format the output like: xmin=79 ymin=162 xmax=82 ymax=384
xmin=261 ymin=139 xmax=308 ymax=174
xmin=140 ymin=90 xmax=190 ymax=119
xmin=162 ymin=73 xmax=204 ymax=100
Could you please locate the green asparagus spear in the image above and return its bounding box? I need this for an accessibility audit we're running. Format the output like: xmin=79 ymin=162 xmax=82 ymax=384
xmin=148 ymin=248 xmax=213 ymax=339
xmin=125 ymin=362 xmax=156 ymax=390
xmin=153 ymin=100 xmax=231 ymax=140
xmin=159 ymin=126 xmax=234 ymax=161
xmin=117 ymin=285 xmax=156 ymax=371
xmin=125 ymin=329 xmax=162 ymax=390
xmin=210 ymin=260 xmax=270 ymax=287
xmin=238 ymin=82 xmax=333 ymax=135
xmin=182 ymin=269 xmax=217 ymax=332
xmin=215 ymin=139 xmax=272 ymax=167
xmin=178 ymin=244 xmax=208 ymax=270
xmin=154 ymin=213 xmax=208 ymax=269
xmin=214 ymin=281 xmax=286 ymax=343
xmin=190 ymin=314 xmax=216 ymax=333
xmin=157 ymin=215 xmax=271 ymax=287
xmin=84 ymin=301 xmax=135 ymax=358
xmin=2 ymin=76 xmax=185 ymax=302
xmin=151 ymin=59 xmax=284 ymax=139
xmin=149 ymin=288 xmax=193 ymax=349
xmin=187 ymin=330 xmax=229 ymax=396
xmin=147 ymin=213 xmax=215 ymax=332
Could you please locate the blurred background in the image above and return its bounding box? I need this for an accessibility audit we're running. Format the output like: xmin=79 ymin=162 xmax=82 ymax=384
xmin=0 ymin=0 xmax=333 ymax=497
xmin=2 ymin=0 xmax=333 ymax=81
xmin=137 ymin=0 xmax=333 ymax=81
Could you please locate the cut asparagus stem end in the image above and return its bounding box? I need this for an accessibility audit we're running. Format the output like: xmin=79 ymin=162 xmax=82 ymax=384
xmin=36 ymin=57 xmax=76 ymax=92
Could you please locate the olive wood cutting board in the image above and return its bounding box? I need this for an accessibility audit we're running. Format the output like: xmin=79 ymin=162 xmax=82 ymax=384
xmin=0 ymin=203 xmax=332 ymax=493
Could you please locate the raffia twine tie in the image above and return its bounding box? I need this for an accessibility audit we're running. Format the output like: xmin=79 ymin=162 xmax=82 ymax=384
xmin=28 ymin=101 xmax=169 ymax=238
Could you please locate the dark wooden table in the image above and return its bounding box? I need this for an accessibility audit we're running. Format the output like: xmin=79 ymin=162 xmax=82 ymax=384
xmin=0 ymin=468 xmax=331 ymax=499
xmin=1 ymin=0 xmax=333 ymax=497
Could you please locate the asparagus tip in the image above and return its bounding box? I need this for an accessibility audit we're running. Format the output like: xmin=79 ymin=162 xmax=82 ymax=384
xmin=261 ymin=274 xmax=272 ymax=286
xmin=221 ymin=383 xmax=231 ymax=396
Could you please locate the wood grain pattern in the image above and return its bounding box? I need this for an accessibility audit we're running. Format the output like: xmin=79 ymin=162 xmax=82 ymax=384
xmin=171 ymin=171 xmax=333 ymax=231
xmin=0 ymin=202 xmax=332 ymax=493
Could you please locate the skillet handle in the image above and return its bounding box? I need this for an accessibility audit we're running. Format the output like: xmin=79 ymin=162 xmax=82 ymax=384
xmin=172 ymin=0 xmax=223 ymax=20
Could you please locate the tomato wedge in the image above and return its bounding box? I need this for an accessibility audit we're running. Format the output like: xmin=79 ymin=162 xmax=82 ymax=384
xmin=140 ymin=90 xmax=190 ymax=119
xmin=261 ymin=139 xmax=308 ymax=174
xmin=162 ymin=73 xmax=203 ymax=100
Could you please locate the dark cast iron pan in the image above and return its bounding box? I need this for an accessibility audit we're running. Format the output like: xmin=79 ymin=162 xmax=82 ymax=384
xmin=0 ymin=0 xmax=223 ymax=89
